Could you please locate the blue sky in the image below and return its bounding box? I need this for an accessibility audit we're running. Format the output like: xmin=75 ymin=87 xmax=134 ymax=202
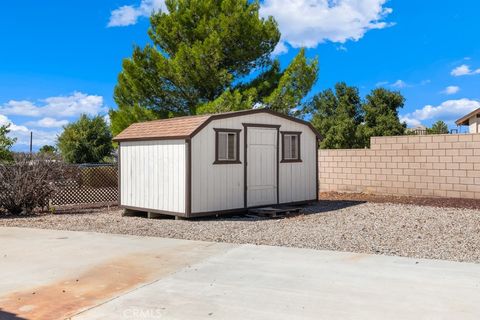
xmin=1 ymin=0 xmax=480 ymax=151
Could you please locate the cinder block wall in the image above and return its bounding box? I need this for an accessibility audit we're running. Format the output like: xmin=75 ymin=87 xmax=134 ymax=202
xmin=318 ymin=134 xmax=480 ymax=199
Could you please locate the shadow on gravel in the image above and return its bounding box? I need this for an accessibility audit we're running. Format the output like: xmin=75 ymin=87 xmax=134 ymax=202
xmin=0 ymin=310 xmax=28 ymax=320
xmin=193 ymin=200 xmax=366 ymax=222
xmin=0 ymin=206 xmax=119 ymax=219
xmin=0 ymin=213 xmax=41 ymax=220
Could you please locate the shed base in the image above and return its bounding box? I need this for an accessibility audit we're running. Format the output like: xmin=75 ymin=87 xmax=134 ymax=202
xmin=122 ymin=208 xmax=140 ymax=217
xmin=248 ymin=206 xmax=302 ymax=218
xmin=188 ymin=199 xmax=318 ymax=218
xmin=120 ymin=200 xmax=317 ymax=219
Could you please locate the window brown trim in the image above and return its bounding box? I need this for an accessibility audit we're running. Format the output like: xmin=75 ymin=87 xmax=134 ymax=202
xmin=213 ymin=128 xmax=241 ymax=164
xmin=281 ymin=131 xmax=302 ymax=163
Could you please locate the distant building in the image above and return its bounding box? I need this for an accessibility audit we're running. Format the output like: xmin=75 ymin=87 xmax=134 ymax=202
xmin=405 ymin=124 xmax=427 ymax=135
xmin=455 ymin=108 xmax=480 ymax=133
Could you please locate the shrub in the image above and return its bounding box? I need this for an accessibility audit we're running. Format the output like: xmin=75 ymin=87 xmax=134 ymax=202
xmin=0 ymin=124 xmax=16 ymax=163
xmin=0 ymin=154 xmax=67 ymax=214
xmin=57 ymin=114 xmax=113 ymax=164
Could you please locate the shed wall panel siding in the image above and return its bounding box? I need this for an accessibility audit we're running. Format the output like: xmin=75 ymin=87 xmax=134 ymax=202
xmin=191 ymin=113 xmax=317 ymax=213
xmin=120 ymin=140 xmax=186 ymax=213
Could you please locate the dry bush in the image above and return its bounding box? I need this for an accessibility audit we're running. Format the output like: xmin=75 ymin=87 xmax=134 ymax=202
xmin=0 ymin=153 xmax=67 ymax=215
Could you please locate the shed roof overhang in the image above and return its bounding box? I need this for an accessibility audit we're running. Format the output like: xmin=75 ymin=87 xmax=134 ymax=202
xmin=113 ymin=109 xmax=323 ymax=142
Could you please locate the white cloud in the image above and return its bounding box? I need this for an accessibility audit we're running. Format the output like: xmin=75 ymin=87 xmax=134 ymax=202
xmin=272 ymin=42 xmax=289 ymax=56
xmin=108 ymin=6 xmax=140 ymax=27
xmin=399 ymin=116 xmax=421 ymax=127
xmin=390 ymin=79 xmax=407 ymax=89
xmin=451 ymin=64 xmax=480 ymax=77
xmin=260 ymin=0 xmax=394 ymax=50
xmin=0 ymin=92 xmax=108 ymax=150
xmin=13 ymin=129 xmax=59 ymax=148
xmin=103 ymin=114 xmax=111 ymax=126
xmin=375 ymin=79 xmax=408 ymax=88
xmin=375 ymin=81 xmax=389 ymax=87
xmin=0 ymin=100 xmax=39 ymax=116
xmin=108 ymin=0 xmax=166 ymax=27
xmin=0 ymin=114 xmax=56 ymax=148
xmin=0 ymin=114 xmax=28 ymax=133
xmin=109 ymin=0 xmax=393 ymax=52
xmin=0 ymin=92 xmax=106 ymax=118
xmin=25 ymin=117 xmax=69 ymax=128
xmin=442 ymin=86 xmax=460 ymax=95
xmin=400 ymin=98 xmax=480 ymax=128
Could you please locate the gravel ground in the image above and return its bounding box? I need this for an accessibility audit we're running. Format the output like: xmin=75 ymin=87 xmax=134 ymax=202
xmin=1 ymin=201 xmax=480 ymax=263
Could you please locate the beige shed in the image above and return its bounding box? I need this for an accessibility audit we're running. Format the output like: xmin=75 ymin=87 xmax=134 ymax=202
xmin=113 ymin=109 xmax=321 ymax=218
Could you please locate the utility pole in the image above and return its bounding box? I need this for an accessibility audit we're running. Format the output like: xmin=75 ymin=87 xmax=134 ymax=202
xmin=29 ymin=131 xmax=33 ymax=154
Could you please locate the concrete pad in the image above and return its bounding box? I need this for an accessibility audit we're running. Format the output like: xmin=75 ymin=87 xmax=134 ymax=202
xmin=0 ymin=228 xmax=479 ymax=320
xmin=0 ymin=227 xmax=232 ymax=319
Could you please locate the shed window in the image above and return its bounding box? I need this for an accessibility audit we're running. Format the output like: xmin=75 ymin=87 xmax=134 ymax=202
xmin=281 ymin=132 xmax=301 ymax=162
xmin=214 ymin=129 xmax=241 ymax=164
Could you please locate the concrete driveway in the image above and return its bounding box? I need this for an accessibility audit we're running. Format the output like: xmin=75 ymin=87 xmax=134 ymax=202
xmin=0 ymin=227 xmax=479 ymax=320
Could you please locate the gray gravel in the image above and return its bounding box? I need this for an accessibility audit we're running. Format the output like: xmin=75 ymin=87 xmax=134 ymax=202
xmin=2 ymin=201 xmax=480 ymax=263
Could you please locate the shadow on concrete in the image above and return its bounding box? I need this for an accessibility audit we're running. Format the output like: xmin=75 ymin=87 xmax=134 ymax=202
xmin=0 ymin=309 xmax=28 ymax=320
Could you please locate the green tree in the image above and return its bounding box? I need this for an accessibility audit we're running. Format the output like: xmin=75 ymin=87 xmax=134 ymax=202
xmin=359 ymin=88 xmax=406 ymax=147
xmin=57 ymin=115 xmax=113 ymax=164
xmin=39 ymin=145 xmax=56 ymax=155
xmin=112 ymin=0 xmax=318 ymax=131
xmin=310 ymin=85 xmax=407 ymax=149
xmin=262 ymin=49 xmax=318 ymax=116
xmin=110 ymin=104 xmax=158 ymax=137
xmin=428 ymin=120 xmax=449 ymax=134
xmin=197 ymin=49 xmax=318 ymax=116
xmin=0 ymin=124 xmax=16 ymax=163
xmin=310 ymin=83 xmax=364 ymax=149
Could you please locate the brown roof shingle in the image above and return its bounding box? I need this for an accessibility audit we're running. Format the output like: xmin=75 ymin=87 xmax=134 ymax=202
xmin=113 ymin=109 xmax=322 ymax=142
xmin=113 ymin=114 xmax=211 ymax=141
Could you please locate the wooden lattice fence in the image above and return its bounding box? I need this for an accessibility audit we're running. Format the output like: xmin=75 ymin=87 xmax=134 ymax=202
xmin=51 ymin=164 xmax=118 ymax=206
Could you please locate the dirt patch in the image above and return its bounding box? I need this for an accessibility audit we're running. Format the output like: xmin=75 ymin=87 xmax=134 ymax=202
xmin=320 ymin=192 xmax=480 ymax=210
xmin=0 ymin=243 xmax=216 ymax=320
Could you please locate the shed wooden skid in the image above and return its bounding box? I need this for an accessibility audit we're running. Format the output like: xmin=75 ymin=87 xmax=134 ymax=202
xmin=114 ymin=109 xmax=321 ymax=218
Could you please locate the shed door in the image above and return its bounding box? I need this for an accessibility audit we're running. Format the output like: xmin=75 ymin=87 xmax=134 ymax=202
xmin=246 ymin=127 xmax=277 ymax=207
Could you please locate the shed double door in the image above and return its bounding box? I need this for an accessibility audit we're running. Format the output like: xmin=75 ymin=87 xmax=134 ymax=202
xmin=246 ymin=127 xmax=278 ymax=207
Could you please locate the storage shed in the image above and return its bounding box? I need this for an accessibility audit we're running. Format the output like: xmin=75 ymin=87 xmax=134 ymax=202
xmin=113 ymin=109 xmax=321 ymax=218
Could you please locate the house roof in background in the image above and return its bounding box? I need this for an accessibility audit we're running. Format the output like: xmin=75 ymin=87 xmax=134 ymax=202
xmin=455 ymin=108 xmax=480 ymax=126
xmin=113 ymin=109 xmax=322 ymax=142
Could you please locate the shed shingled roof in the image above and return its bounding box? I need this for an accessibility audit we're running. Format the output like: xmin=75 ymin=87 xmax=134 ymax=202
xmin=113 ymin=109 xmax=322 ymax=142
xmin=113 ymin=114 xmax=211 ymax=141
